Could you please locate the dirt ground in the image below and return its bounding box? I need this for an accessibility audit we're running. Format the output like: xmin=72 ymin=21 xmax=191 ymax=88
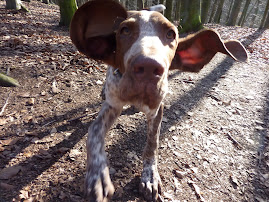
xmin=0 ymin=1 xmax=269 ymax=202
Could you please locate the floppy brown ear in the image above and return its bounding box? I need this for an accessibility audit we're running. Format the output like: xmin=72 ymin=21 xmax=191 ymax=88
xmin=70 ymin=0 xmax=127 ymax=66
xmin=170 ymin=29 xmax=248 ymax=72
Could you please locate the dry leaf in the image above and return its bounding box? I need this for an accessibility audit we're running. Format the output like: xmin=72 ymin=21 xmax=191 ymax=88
xmin=19 ymin=190 xmax=29 ymax=200
xmin=0 ymin=138 xmax=19 ymax=146
xmin=0 ymin=165 xmax=22 ymax=179
xmin=0 ymin=182 xmax=15 ymax=190
xmin=0 ymin=118 xmax=7 ymax=126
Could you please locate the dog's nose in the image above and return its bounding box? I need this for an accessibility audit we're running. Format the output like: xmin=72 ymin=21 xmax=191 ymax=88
xmin=132 ymin=56 xmax=164 ymax=80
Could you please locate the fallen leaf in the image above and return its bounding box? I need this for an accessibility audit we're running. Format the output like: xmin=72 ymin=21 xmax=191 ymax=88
xmin=0 ymin=166 xmax=22 ymax=179
xmin=0 ymin=118 xmax=7 ymax=126
xmin=163 ymin=191 xmax=173 ymax=200
xmin=229 ymin=175 xmax=239 ymax=188
xmin=57 ymin=147 xmax=69 ymax=153
xmin=18 ymin=92 xmax=31 ymax=98
xmin=0 ymin=145 xmax=4 ymax=152
xmin=19 ymin=190 xmax=29 ymax=200
xmin=0 ymin=138 xmax=19 ymax=146
xmin=69 ymin=149 xmax=82 ymax=160
xmin=0 ymin=182 xmax=15 ymax=190
xmin=51 ymin=80 xmax=60 ymax=94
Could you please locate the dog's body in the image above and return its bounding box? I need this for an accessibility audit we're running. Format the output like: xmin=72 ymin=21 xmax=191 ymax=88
xmin=70 ymin=1 xmax=248 ymax=201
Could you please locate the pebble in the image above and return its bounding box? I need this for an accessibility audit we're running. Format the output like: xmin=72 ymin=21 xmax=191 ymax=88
xmin=40 ymin=91 xmax=46 ymax=96
xmin=109 ymin=167 xmax=116 ymax=175
xmin=50 ymin=128 xmax=57 ymax=134
xmin=26 ymin=98 xmax=35 ymax=106
xmin=169 ymin=126 xmax=176 ymax=132
xmin=96 ymin=80 xmax=103 ymax=85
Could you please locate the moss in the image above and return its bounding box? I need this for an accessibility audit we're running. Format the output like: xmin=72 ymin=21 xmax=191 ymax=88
xmin=179 ymin=0 xmax=203 ymax=33
xmin=59 ymin=0 xmax=77 ymax=27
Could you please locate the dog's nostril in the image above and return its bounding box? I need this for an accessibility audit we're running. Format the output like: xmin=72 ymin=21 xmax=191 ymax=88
xmin=134 ymin=66 xmax=144 ymax=75
xmin=153 ymin=67 xmax=164 ymax=76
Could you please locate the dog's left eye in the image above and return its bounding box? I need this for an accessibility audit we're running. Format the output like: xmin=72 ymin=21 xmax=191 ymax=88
xmin=166 ymin=30 xmax=176 ymax=40
xmin=120 ymin=27 xmax=130 ymax=35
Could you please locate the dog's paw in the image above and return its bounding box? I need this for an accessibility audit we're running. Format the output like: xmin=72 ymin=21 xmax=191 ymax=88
xmin=85 ymin=166 xmax=114 ymax=202
xmin=139 ymin=165 xmax=162 ymax=201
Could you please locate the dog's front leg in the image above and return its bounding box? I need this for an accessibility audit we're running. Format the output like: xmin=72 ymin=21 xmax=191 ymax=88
xmin=85 ymin=102 xmax=122 ymax=202
xmin=140 ymin=103 xmax=164 ymax=201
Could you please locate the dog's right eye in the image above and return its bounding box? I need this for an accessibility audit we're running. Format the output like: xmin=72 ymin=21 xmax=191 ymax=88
xmin=120 ymin=27 xmax=130 ymax=35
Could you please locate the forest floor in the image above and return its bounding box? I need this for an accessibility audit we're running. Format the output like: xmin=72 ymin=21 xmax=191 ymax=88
xmin=0 ymin=1 xmax=269 ymax=202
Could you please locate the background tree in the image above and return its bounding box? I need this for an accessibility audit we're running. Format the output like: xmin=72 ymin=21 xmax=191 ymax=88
xmin=137 ymin=0 xmax=144 ymax=10
xmin=180 ymin=0 xmax=203 ymax=33
xmin=201 ymin=0 xmax=210 ymax=23
xmin=175 ymin=0 xmax=181 ymax=22
xmin=226 ymin=0 xmax=234 ymax=23
xmin=42 ymin=0 xmax=50 ymax=4
xmin=59 ymin=0 xmax=77 ymax=26
xmin=238 ymin=0 xmax=251 ymax=26
xmin=213 ymin=0 xmax=225 ymax=23
xmin=260 ymin=0 xmax=269 ymax=28
xmin=165 ymin=0 xmax=173 ymax=21
xmin=208 ymin=0 xmax=218 ymax=22
xmin=226 ymin=0 xmax=243 ymax=26
xmin=250 ymin=0 xmax=260 ymax=27
xmin=6 ymin=0 xmax=22 ymax=10
xmin=264 ymin=10 xmax=269 ymax=28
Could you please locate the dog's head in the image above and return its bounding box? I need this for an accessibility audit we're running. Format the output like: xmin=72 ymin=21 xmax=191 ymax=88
xmin=70 ymin=0 xmax=248 ymax=109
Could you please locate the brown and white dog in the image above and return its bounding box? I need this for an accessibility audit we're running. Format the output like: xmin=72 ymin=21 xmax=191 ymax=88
xmin=70 ymin=0 xmax=248 ymax=201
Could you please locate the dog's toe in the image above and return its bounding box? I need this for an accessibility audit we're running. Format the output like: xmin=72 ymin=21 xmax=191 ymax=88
xmin=139 ymin=169 xmax=162 ymax=201
xmin=85 ymin=166 xmax=114 ymax=202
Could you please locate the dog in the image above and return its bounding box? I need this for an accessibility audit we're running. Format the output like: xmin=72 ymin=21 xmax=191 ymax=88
xmin=70 ymin=0 xmax=248 ymax=201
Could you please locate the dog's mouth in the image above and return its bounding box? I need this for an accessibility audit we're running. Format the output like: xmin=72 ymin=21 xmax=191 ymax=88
xmin=119 ymin=72 xmax=167 ymax=108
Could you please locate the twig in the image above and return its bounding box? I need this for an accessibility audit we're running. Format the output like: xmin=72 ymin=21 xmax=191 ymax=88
xmin=188 ymin=180 xmax=205 ymax=202
xmin=41 ymin=112 xmax=98 ymax=127
xmin=41 ymin=120 xmax=56 ymax=127
xmin=0 ymin=91 xmax=11 ymax=116
xmin=226 ymin=133 xmax=242 ymax=149
xmin=67 ymin=111 xmax=98 ymax=122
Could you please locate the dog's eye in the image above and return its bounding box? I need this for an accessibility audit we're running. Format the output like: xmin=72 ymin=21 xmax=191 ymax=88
xmin=120 ymin=27 xmax=130 ymax=35
xmin=166 ymin=30 xmax=176 ymax=40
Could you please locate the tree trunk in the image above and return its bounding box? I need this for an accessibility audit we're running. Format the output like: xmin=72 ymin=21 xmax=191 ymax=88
xmin=6 ymin=0 xmax=21 ymax=10
xmin=264 ymin=10 xmax=269 ymax=28
xmin=260 ymin=0 xmax=269 ymax=28
xmin=250 ymin=0 xmax=260 ymax=27
xmin=238 ymin=0 xmax=251 ymax=26
xmin=201 ymin=0 xmax=210 ymax=23
xmin=59 ymin=0 xmax=77 ymax=27
xmin=208 ymin=0 xmax=217 ymax=22
xmin=42 ymin=0 xmax=50 ymax=4
xmin=175 ymin=0 xmax=181 ymax=22
xmin=165 ymin=0 xmax=173 ymax=21
xmin=226 ymin=0 xmax=243 ymax=26
xmin=226 ymin=0 xmax=234 ymax=23
xmin=213 ymin=0 xmax=225 ymax=23
xmin=180 ymin=0 xmax=203 ymax=33
xmin=137 ymin=0 xmax=144 ymax=10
